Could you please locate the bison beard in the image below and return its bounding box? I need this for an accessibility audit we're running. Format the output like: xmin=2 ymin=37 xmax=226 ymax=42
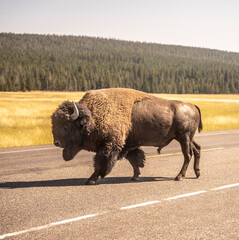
xmin=63 ymin=145 xmax=81 ymax=161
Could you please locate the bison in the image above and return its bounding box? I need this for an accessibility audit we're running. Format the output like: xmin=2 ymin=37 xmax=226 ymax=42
xmin=51 ymin=88 xmax=202 ymax=185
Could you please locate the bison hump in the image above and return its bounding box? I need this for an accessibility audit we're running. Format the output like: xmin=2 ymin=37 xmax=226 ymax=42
xmin=79 ymin=88 xmax=151 ymax=143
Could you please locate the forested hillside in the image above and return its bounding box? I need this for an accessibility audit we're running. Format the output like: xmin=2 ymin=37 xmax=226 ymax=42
xmin=0 ymin=33 xmax=239 ymax=93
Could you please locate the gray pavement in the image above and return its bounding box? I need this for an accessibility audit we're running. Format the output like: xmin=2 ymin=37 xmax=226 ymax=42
xmin=0 ymin=130 xmax=239 ymax=239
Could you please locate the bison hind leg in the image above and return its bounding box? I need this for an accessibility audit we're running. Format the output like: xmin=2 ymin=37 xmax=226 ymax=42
xmin=126 ymin=147 xmax=145 ymax=168
xmin=126 ymin=148 xmax=146 ymax=181
xmin=175 ymin=137 xmax=193 ymax=181
xmin=192 ymin=140 xmax=201 ymax=178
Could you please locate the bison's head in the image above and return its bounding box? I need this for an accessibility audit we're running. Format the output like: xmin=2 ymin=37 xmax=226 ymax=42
xmin=51 ymin=101 xmax=91 ymax=161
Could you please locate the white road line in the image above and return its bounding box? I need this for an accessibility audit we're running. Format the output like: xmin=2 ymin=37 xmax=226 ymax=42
xmin=120 ymin=201 xmax=161 ymax=210
xmin=164 ymin=191 xmax=207 ymax=201
xmin=0 ymin=147 xmax=56 ymax=155
xmin=1 ymin=183 xmax=239 ymax=239
xmin=0 ymin=214 xmax=98 ymax=239
xmin=211 ymin=183 xmax=239 ymax=191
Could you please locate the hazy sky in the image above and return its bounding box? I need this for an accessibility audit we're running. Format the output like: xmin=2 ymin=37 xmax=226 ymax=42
xmin=1 ymin=0 xmax=239 ymax=52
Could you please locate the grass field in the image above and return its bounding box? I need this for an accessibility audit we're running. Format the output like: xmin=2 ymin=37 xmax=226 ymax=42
xmin=1 ymin=91 xmax=239 ymax=148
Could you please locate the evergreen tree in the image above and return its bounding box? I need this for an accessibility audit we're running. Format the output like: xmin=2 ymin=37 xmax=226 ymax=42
xmin=0 ymin=33 xmax=239 ymax=93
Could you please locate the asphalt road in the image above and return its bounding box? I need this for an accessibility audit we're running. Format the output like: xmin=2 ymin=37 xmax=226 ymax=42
xmin=0 ymin=130 xmax=239 ymax=239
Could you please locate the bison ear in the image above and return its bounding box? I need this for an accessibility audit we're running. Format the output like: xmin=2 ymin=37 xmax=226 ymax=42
xmin=75 ymin=104 xmax=91 ymax=127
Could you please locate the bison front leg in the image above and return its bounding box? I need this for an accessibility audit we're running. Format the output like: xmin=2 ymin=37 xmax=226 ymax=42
xmin=86 ymin=146 xmax=120 ymax=185
xmin=126 ymin=148 xmax=146 ymax=181
xmin=86 ymin=169 xmax=100 ymax=185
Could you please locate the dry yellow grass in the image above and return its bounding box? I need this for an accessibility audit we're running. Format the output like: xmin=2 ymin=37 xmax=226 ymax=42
xmin=183 ymin=101 xmax=239 ymax=131
xmin=0 ymin=91 xmax=239 ymax=148
xmin=0 ymin=91 xmax=85 ymax=148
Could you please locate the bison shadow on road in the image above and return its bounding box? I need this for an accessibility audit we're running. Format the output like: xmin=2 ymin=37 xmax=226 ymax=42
xmin=0 ymin=176 xmax=176 ymax=189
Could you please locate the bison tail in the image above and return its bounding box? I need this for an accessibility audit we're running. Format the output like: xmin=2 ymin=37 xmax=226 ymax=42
xmin=195 ymin=105 xmax=203 ymax=133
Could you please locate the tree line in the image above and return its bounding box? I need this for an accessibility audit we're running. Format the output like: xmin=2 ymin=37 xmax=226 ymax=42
xmin=0 ymin=33 xmax=239 ymax=93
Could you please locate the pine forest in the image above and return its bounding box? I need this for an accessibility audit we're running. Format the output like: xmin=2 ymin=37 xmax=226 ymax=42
xmin=0 ymin=33 xmax=239 ymax=93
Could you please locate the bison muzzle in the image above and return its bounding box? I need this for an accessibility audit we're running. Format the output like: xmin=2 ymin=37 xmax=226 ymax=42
xmin=51 ymin=88 xmax=202 ymax=185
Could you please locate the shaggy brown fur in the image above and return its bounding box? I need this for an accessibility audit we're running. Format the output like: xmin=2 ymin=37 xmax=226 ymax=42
xmin=51 ymin=101 xmax=92 ymax=160
xmin=51 ymin=88 xmax=203 ymax=185
xmin=79 ymin=88 xmax=151 ymax=145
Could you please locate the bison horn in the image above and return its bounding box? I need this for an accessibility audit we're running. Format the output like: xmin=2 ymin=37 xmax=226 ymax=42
xmin=71 ymin=101 xmax=79 ymax=120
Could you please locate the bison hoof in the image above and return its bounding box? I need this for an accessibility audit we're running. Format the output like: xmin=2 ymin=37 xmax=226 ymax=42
xmin=196 ymin=173 xmax=200 ymax=179
xmin=85 ymin=180 xmax=96 ymax=185
xmin=131 ymin=177 xmax=140 ymax=181
xmin=157 ymin=148 xmax=161 ymax=154
xmin=174 ymin=176 xmax=183 ymax=181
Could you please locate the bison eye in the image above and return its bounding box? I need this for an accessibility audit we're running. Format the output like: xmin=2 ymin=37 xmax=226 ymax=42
xmin=64 ymin=125 xmax=68 ymax=130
